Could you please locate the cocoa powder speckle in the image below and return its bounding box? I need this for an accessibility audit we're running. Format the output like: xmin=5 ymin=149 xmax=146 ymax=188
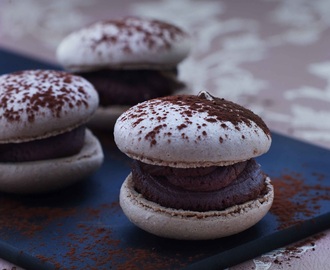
xmin=89 ymin=17 xmax=188 ymax=53
xmin=121 ymin=92 xmax=270 ymax=147
xmin=0 ymin=70 xmax=91 ymax=123
xmin=0 ymin=196 xmax=204 ymax=269
xmin=270 ymin=171 xmax=330 ymax=230
xmin=0 ymin=197 xmax=76 ymax=238
xmin=270 ymin=232 xmax=325 ymax=268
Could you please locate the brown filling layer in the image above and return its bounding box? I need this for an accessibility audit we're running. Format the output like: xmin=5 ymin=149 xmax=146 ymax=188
xmin=0 ymin=126 xmax=85 ymax=162
xmin=79 ymin=69 xmax=184 ymax=106
xmin=131 ymin=159 xmax=267 ymax=212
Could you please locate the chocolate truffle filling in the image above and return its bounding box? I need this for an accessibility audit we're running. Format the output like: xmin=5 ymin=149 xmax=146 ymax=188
xmin=131 ymin=159 xmax=267 ymax=211
xmin=0 ymin=126 xmax=86 ymax=162
xmin=79 ymin=69 xmax=184 ymax=106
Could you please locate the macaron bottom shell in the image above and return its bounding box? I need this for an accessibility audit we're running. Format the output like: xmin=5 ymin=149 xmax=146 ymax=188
xmin=120 ymin=174 xmax=274 ymax=240
xmin=0 ymin=129 xmax=103 ymax=194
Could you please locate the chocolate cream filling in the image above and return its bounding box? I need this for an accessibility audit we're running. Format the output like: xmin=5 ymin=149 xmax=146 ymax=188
xmin=79 ymin=69 xmax=184 ymax=106
xmin=0 ymin=126 xmax=86 ymax=162
xmin=131 ymin=159 xmax=267 ymax=212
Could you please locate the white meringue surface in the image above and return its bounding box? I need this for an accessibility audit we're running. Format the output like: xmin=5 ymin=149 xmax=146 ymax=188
xmin=56 ymin=17 xmax=191 ymax=71
xmin=0 ymin=70 xmax=99 ymax=143
xmin=114 ymin=92 xmax=271 ymax=167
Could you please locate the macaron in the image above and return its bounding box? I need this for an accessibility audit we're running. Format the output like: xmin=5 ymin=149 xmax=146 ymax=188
xmin=114 ymin=91 xmax=274 ymax=240
xmin=56 ymin=16 xmax=191 ymax=129
xmin=0 ymin=70 xmax=104 ymax=193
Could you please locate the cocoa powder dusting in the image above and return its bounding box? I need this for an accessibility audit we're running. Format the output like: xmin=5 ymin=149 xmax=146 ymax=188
xmin=90 ymin=17 xmax=187 ymax=53
xmin=0 ymin=197 xmax=202 ymax=269
xmin=254 ymin=232 xmax=326 ymax=268
xmin=123 ymin=93 xmax=270 ymax=147
xmin=245 ymin=170 xmax=330 ymax=268
xmin=278 ymin=232 xmax=325 ymax=265
xmin=0 ymin=197 xmax=76 ymax=238
xmin=170 ymin=93 xmax=270 ymax=136
xmin=270 ymin=171 xmax=330 ymax=230
xmin=0 ymin=70 xmax=90 ymax=123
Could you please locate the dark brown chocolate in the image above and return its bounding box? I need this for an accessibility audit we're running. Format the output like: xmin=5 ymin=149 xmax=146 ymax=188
xmin=131 ymin=159 xmax=267 ymax=211
xmin=79 ymin=69 xmax=184 ymax=106
xmin=139 ymin=161 xmax=247 ymax=191
xmin=0 ymin=126 xmax=85 ymax=162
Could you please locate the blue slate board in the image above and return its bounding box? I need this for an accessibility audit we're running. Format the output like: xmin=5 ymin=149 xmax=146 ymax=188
xmin=0 ymin=48 xmax=330 ymax=270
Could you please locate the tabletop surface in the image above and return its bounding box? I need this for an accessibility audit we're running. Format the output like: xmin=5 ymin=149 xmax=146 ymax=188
xmin=1 ymin=0 xmax=330 ymax=269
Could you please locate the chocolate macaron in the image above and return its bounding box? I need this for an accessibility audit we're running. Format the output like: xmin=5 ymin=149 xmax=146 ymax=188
xmin=56 ymin=16 xmax=191 ymax=128
xmin=114 ymin=91 xmax=274 ymax=240
xmin=0 ymin=70 xmax=104 ymax=193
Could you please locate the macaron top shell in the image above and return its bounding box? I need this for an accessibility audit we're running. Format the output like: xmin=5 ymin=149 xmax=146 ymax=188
xmin=56 ymin=17 xmax=191 ymax=72
xmin=0 ymin=70 xmax=99 ymax=143
xmin=114 ymin=91 xmax=271 ymax=168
